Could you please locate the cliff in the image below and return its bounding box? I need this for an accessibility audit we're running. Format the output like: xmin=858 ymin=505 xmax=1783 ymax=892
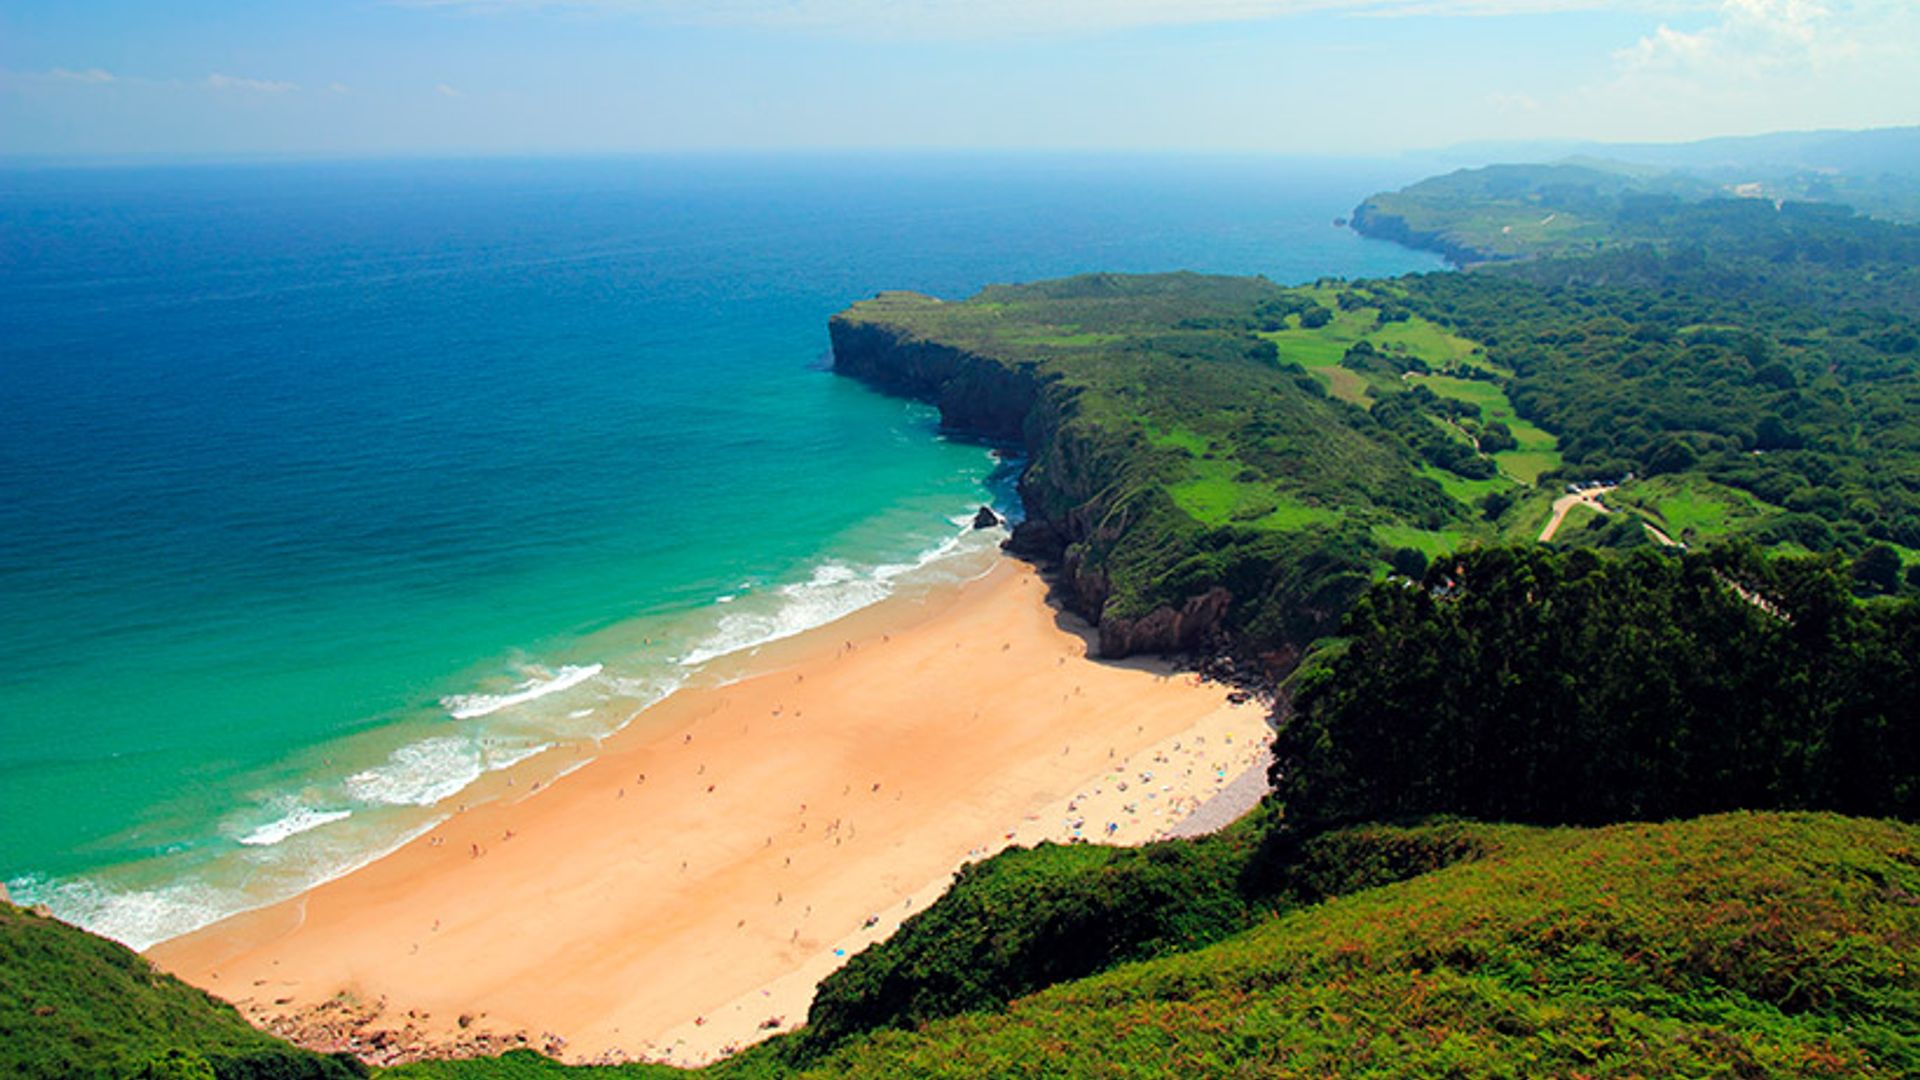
xmin=1347 ymin=199 xmax=1498 ymax=266
xmin=829 ymin=305 xmax=1230 ymax=659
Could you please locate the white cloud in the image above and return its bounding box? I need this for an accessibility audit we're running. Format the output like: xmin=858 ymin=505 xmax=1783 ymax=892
xmin=435 ymin=82 xmax=464 ymax=97
xmin=205 ymin=73 xmax=299 ymax=93
xmin=329 ymin=81 xmax=352 ymax=94
xmin=1613 ymin=0 xmax=1850 ymax=76
xmin=1575 ymin=0 xmax=1920 ymax=138
xmin=49 ymin=67 xmax=117 ymax=84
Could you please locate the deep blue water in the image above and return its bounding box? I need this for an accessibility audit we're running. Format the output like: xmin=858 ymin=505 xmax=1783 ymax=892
xmin=0 ymin=154 xmax=1442 ymax=946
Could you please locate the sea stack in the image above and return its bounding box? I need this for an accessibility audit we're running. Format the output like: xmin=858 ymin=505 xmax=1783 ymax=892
xmin=972 ymin=506 xmax=1002 ymax=530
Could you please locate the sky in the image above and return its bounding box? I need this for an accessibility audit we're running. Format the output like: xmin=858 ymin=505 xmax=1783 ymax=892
xmin=1 ymin=0 xmax=1916 ymax=158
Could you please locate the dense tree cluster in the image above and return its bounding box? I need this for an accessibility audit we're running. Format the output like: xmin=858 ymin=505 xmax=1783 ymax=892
xmin=1274 ymin=545 xmax=1920 ymax=828
xmin=1402 ymin=242 xmax=1920 ymax=548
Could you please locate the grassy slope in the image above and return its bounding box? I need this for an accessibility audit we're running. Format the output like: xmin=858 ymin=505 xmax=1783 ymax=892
xmin=1608 ymin=473 xmax=1778 ymax=544
xmin=836 ymin=275 xmax=1558 ymax=632
xmin=0 ymin=903 xmax=362 ymax=1080
xmin=843 ymin=275 xmax=1452 ymax=535
xmin=388 ymin=812 xmax=1920 ymax=1079
xmin=774 ymin=813 xmax=1920 ymax=1079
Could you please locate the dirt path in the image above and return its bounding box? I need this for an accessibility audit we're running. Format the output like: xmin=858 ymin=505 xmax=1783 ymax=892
xmin=1539 ymin=485 xmax=1615 ymax=542
xmin=1642 ymin=521 xmax=1682 ymax=548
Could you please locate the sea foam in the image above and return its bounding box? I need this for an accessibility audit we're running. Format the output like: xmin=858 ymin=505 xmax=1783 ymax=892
xmin=344 ymin=737 xmax=485 ymax=807
xmin=6 ymin=872 xmax=233 ymax=954
xmin=440 ymin=663 xmax=603 ymax=720
xmin=677 ymin=520 xmax=1000 ymax=668
xmin=236 ymin=807 xmax=353 ymax=847
xmin=10 ymin=814 xmax=447 ymax=952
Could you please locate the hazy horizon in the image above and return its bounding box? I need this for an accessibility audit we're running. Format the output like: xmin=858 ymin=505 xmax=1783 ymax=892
xmin=4 ymin=1 xmax=1917 ymax=160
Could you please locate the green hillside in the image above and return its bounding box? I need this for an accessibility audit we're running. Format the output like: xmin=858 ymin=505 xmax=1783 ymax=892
xmin=1347 ymin=163 xmax=1714 ymax=262
xmin=832 ymin=210 xmax=1920 ymax=669
xmin=385 ymin=812 xmax=1920 ymax=1079
xmin=830 ymin=273 xmax=1567 ymax=661
xmin=0 ymin=902 xmax=364 ymax=1080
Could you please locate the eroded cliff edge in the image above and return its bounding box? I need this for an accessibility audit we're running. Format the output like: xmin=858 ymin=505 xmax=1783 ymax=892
xmin=829 ymin=306 xmax=1229 ymax=660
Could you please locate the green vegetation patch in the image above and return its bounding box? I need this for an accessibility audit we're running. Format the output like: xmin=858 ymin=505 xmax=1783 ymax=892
xmin=834 ymin=273 xmax=1477 ymax=643
xmin=1405 ymin=373 xmax=1562 ymax=483
xmin=1611 ymin=473 xmax=1777 ymax=543
xmin=0 ymin=903 xmax=364 ymax=1080
xmin=1169 ymin=458 xmax=1341 ymax=531
xmin=1278 ymin=544 xmax=1920 ymax=830
xmin=774 ymin=813 xmax=1920 ymax=1079
xmin=1371 ymin=524 xmax=1468 ymax=561
xmin=1416 ymin=463 xmax=1511 ymax=509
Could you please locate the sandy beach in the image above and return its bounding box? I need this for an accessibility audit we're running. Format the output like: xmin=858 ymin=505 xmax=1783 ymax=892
xmin=149 ymin=559 xmax=1271 ymax=1067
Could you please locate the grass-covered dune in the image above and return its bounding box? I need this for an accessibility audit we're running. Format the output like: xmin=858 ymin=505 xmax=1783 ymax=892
xmin=385 ymin=811 xmax=1920 ymax=1079
xmin=0 ymin=901 xmax=365 ymax=1080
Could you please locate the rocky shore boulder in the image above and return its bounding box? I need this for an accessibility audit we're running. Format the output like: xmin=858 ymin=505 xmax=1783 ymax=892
xmin=1003 ymin=518 xmax=1066 ymax=560
xmin=972 ymin=506 xmax=1001 ymax=530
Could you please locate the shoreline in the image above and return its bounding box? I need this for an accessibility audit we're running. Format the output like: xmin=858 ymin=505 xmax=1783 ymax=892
xmin=147 ymin=557 xmax=1270 ymax=1067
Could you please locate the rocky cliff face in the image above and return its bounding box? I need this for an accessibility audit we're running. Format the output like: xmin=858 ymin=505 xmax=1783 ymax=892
xmin=829 ymin=314 xmax=1230 ymax=660
xmin=1348 ymin=202 xmax=1500 ymax=267
xmin=826 ymin=318 xmax=1038 ymax=443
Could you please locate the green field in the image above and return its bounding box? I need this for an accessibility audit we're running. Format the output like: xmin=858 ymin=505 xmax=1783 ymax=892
xmin=1405 ymin=373 xmax=1562 ymax=484
xmin=1554 ymin=501 xmax=1606 ymax=538
xmin=1417 ymin=463 xmax=1511 ymax=508
xmin=1496 ymin=486 xmax=1562 ymax=543
xmin=1169 ymin=457 xmax=1341 ymax=530
xmin=1610 ymin=474 xmax=1776 ymax=542
xmin=1372 ymin=523 xmax=1470 ymax=559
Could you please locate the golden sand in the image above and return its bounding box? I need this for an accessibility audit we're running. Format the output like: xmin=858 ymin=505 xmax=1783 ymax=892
xmin=149 ymin=560 xmax=1269 ymax=1065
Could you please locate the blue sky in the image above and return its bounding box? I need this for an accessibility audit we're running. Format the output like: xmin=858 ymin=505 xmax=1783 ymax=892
xmin=2 ymin=1 xmax=1915 ymax=157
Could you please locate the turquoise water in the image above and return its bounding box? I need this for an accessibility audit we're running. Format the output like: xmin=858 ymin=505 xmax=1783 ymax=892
xmin=0 ymin=155 xmax=1442 ymax=947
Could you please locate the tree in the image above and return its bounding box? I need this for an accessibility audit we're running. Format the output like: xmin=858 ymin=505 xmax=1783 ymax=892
xmin=129 ymin=1050 xmax=216 ymax=1080
xmin=1478 ymin=421 xmax=1519 ymax=454
xmin=1480 ymin=489 xmax=1515 ymax=521
xmin=1853 ymin=544 xmax=1902 ymax=596
xmin=1646 ymin=438 xmax=1698 ymax=476
xmin=1270 ymin=545 xmax=1920 ymax=829
xmin=1389 ymin=546 xmax=1429 ymax=579
xmin=1755 ymin=415 xmax=1802 ymax=451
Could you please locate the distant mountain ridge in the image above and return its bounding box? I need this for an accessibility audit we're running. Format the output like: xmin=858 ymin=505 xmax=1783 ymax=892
xmin=1422 ymin=124 xmax=1920 ymax=223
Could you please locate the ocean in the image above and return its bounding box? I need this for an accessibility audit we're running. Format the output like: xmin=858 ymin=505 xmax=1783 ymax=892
xmin=0 ymin=154 xmax=1443 ymax=948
